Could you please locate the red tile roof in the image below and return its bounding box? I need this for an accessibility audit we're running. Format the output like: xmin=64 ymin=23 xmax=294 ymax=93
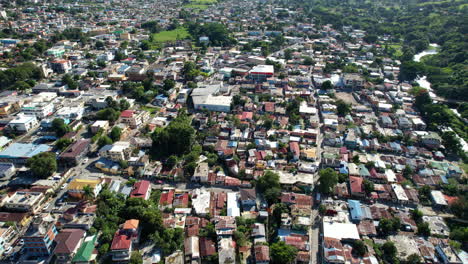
xmin=199 ymin=237 xmax=216 ymax=257
xmin=110 ymin=232 xmax=131 ymax=250
xmin=130 ymin=180 xmax=150 ymax=199
xmin=349 ymin=176 xmax=363 ymax=194
xmin=120 ymin=110 xmax=135 ymax=118
xmin=159 ymin=190 xmax=174 ymax=206
xmin=254 ymin=245 xmax=270 ymax=262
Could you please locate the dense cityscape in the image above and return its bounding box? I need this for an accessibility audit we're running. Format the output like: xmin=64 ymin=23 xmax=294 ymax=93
xmin=0 ymin=0 xmax=466 ymax=263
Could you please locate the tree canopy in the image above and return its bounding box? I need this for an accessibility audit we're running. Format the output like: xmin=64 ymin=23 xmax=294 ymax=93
xmin=151 ymin=113 xmax=195 ymax=158
xmin=270 ymin=241 xmax=297 ymax=264
xmin=27 ymin=152 xmax=57 ymax=179
xmin=318 ymin=168 xmax=339 ymax=194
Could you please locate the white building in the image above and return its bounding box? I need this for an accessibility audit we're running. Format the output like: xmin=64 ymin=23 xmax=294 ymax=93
xmin=3 ymin=191 xmax=44 ymax=213
xmin=99 ymin=141 xmax=132 ymax=161
xmin=191 ymin=188 xmax=211 ymax=216
xmin=55 ymin=106 xmax=85 ymax=120
xmin=193 ymin=95 xmax=232 ymax=112
xmin=227 ymin=192 xmax=240 ymax=217
xmin=21 ymin=101 xmax=54 ymax=119
xmin=8 ymin=114 xmax=38 ymax=132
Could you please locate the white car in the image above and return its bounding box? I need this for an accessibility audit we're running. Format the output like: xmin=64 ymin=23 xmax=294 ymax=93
xmin=3 ymin=246 xmax=12 ymax=255
xmin=82 ymin=158 xmax=89 ymax=164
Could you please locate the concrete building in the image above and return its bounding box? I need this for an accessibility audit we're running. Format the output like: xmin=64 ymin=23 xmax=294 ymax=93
xmin=0 ymin=143 xmax=51 ymax=164
xmin=193 ymin=95 xmax=232 ymax=112
xmin=249 ymin=65 xmax=274 ymax=82
xmin=7 ymin=114 xmax=38 ymax=132
xmin=3 ymin=191 xmax=45 ymax=213
xmin=22 ymin=216 xmax=58 ymax=256
xmin=99 ymin=141 xmax=132 ymax=161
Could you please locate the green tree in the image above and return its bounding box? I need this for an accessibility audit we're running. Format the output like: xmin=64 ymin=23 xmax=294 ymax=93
xmin=62 ymin=74 xmax=78 ymax=90
xmin=163 ymin=79 xmax=176 ymax=91
xmin=318 ymin=168 xmax=338 ymax=194
xmin=56 ymin=138 xmax=72 ymax=151
xmin=82 ymin=185 xmax=94 ymax=201
xmin=363 ymin=179 xmax=374 ymax=195
xmin=441 ymin=131 xmax=462 ymax=154
xmin=270 ymin=241 xmax=297 ymax=264
xmin=181 ymin=61 xmax=199 ymax=82
xmin=51 ymin=118 xmax=70 ymax=137
xmin=256 ymin=171 xmax=281 ymax=205
xmin=109 ymin=126 xmax=122 ymax=142
xmin=405 ymin=253 xmax=421 ymax=264
xmin=96 ymin=108 xmax=120 ymax=123
xmin=352 ymin=240 xmax=367 ymax=257
xmin=98 ymin=136 xmax=113 ymax=148
xmin=151 ymin=114 xmax=195 ymax=158
xmin=27 ymin=152 xmax=57 ymax=178
xmin=450 ymin=197 xmax=468 ymax=220
xmin=129 ymin=251 xmax=143 ymax=264
xmin=411 ymin=209 xmax=423 ymax=224
xmin=336 ymin=99 xmax=351 ymax=116
xmin=119 ymin=99 xmax=130 ymax=111
xmin=166 ymin=155 xmax=178 ymax=169
xmin=381 ymin=241 xmax=398 ymax=264
xmin=417 ymin=222 xmax=431 ymax=237
xmin=321 ymin=80 xmax=333 ymax=90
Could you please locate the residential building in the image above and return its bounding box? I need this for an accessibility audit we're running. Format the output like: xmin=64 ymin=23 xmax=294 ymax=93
xmin=67 ymin=178 xmax=102 ymax=199
xmin=119 ymin=110 xmax=150 ymax=129
xmin=71 ymin=235 xmax=98 ymax=264
xmin=99 ymin=141 xmax=132 ymax=161
xmin=50 ymin=60 xmax=72 ymax=73
xmin=7 ymin=114 xmax=38 ymax=133
xmin=3 ymin=191 xmax=45 ymax=213
xmin=53 ymin=229 xmax=86 ymax=264
xmin=110 ymin=231 xmax=132 ymax=262
xmin=59 ymin=139 xmax=91 ymax=167
xmin=130 ymin=180 xmax=151 ymax=200
xmin=249 ymin=65 xmax=274 ymax=82
xmin=22 ymin=216 xmax=58 ymax=256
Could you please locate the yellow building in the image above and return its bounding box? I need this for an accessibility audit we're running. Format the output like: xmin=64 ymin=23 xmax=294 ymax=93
xmin=67 ymin=178 xmax=102 ymax=199
xmin=301 ymin=148 xmax=317 ymax=161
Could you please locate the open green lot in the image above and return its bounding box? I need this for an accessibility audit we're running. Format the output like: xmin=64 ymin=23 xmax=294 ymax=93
xmin=183 ymin=0 xmax=217 ymax=9
xmin=151 ymin=27 xmax=190 ymax=42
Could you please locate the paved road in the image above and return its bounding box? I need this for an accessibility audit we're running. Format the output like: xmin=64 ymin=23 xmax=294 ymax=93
xmin=309 ymin=209 xmax=320 ymax=264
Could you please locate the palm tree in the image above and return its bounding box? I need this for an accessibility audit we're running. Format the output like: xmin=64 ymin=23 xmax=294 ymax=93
xmin=82 ymin=185 xmax=94 ymax=201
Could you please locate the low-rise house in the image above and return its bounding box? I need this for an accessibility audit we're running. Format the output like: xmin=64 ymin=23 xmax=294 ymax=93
xmin=254 ymin=244 xmax=270 ymax=264
xmin=90 ymin=120 xmax=109 ymax=134
xmin=3 ymin=191 xmax=44 ymax=213
xmin=54 ymin=229 xmax=86 ymax=264
xmin=0 ymin=143 xmax=51 ymax=165
xmin=184 ymin=236 xmax=200 ymax=264
xmin=59 ymin=139 xmax=91 ymax=167
xmin=110 ymin=231 xmax=132 ymax=262
xmin=71 ymin=235 xmax=98 ymax=264
xmin=349 ymin=176 xmax=364 ymax=197
xmin=191 ymin=188 xmax=211 ymax=216
xmin=67 ymin=178 xmax=102 ymax=199
xmin=99 ymin=141 xmax=132 ymax=161
xmin=8 ymin=114 xmax=39 ymax=133
xmin=192 ymin=162 xmax=209 ymax=183
xmin=119 ymin=110 xmax=150 ymax=129
xmin=239 ymin=188 xmax=256 ymax=210
xmin=130 ymin=180 xmax=151 ymax=200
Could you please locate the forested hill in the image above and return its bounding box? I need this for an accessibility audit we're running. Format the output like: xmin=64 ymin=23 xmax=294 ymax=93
xmin=284 ymin=0 xmax=468 ymax=101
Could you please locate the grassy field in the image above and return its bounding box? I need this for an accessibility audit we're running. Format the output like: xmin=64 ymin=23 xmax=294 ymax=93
xmin=184 ymin=0 xmax=217 ymax=9
xmin=151 ymin=27 xmax=190 ymax=42
xmin=387 ymin=43 xmax=403 ymax=57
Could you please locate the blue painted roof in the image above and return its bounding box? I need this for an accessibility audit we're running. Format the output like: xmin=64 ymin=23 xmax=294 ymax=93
xmin=0 ymin=143 xmax=51 ymax=159
xmin=348 ymin=199 xmax=362 ymax=220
